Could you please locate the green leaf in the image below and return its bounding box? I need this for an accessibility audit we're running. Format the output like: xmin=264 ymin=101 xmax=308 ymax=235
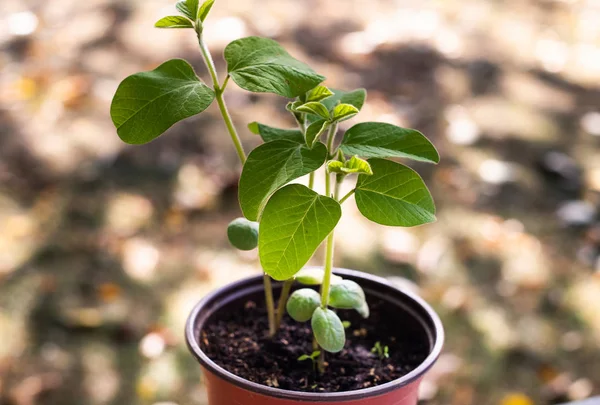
xmin=305 ymin=119 xmax=329 ymax=147
xmin=295 ymin=102 xmax=330 ymax=121
xmin=110 ymin=59 xmax=215 ymax=145
xmin=155 ymin=16 xmax=194 ymax=28
xmin=329 ymin=280 xmax=369 ymax=318
xmin=286 ymin=288 xmax=321 ymax=322
xmin=295 ymin=268 xmax=342 ymax=285
xmin=355 ymin=159 xmax=436 ymax=227
xmin=239 ymin=141 xmax=327 ymax=221
xmin=306 ymin=85 xmax=334 ymax=102
xmin=311 ymin=308 xmax=345 ymax=353
xmin=259 ymin=184 xmax=342 ymax=280
xmin=322 ymin=88 xmax=367 ymax=111
xmin=176 ymin=1 xmax=193 ymax=19
xmin=340 ymin=122 xmax=439 ymax=164
xmin=227 ymin=217 xmax=259 ymax=251
xmin=224 ymin=36 xmax=325 ymax=98
xmin=331 ymin=103 xmax=359 ymax=123
xmin=342 ymin=321 xmax=351 ymax=328
xmin=248 ymin=122 xmax=304 ymax=144
xmin=198 ymin=0 xmax=215 ymax=21
xmin=328 ymin=156 xmax=372 ymax=175
xmin=186 ymin=0 xmax=199 ymax=18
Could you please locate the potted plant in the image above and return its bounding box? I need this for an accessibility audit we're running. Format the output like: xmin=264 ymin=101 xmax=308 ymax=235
xmin=110 ymin=1 xmax=444 ymax=404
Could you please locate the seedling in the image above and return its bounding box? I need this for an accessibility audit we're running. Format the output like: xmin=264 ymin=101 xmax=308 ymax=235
xmin=371 ymin=341 xmax=390 ymax=360
xmin=110 ymin=0 xmax=438 ymax=375
xmin=298 ymin=350 xmax=321 ymax=371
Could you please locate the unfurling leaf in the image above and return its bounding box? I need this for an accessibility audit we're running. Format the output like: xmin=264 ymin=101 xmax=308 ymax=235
xmin=248 ymin=122 xmax=304 ymax=144
xmin=239 ymin=141 xmax=327 ymax=221
xmin=110 ymin=59 xmax=215 ymax=145
xmin=305 ymin=119 xmax=329 ymax=147
xmin=155 ymin=16 xmax=194 ymax=28
xmin=331 ymin=103 xmax=359 ymax=123
xmin=224 ymin=37 xmax=325 ymax=97
xmin=197 ymin=0 xmax=215 ymax=21
xmin=329 ymin=280 xmax=369 ymax=318
xmin=306 ymin=85 xmax=334 ymax=102
xmin=186 ymin=0 xmax=200 ymax=19
xmin=286 ymin=288 xmax=321 ymax=322
xmin=341 ymin=122 xmax=439 ymax=164
xmin=295 ymin=102 xmax=330 ymax=120
xmin=355 ymin=159 xmax=436 ymax=227
xmin=176 ymin=1 xmax=193 ymax=19
xmin=227 ymin=217 xmax=259 ymax=251
xmin=259 ymin=185 xmax=341 ymax=280
xmin=312 ymin=308 xmax=346 ymax=353
xmin=295 ymin=268 xmax=342 ymax=285
xmin=322 ymin=88 xmax=367 ymax=111
xmin=327 ymin=156 xmax=372 ymax=175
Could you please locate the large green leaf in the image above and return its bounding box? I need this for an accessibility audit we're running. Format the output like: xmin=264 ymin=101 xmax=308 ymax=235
xmin=312 ymin=308 xmax=346 ymax=353
xmin=341 ymin=122 xmax=439 ymax=164
xmin=247 ymin=122 xmax=304 ymax=144
xmin=322 ymin=88 xmax=367 ymax=111
xmin=110 ymin=59 xmax=215 ymax=145
xmin=239 ymin=141 xmax=327 ymax=221
xmin=259 ymin=184 xmax=341 ymax=280
xmin=224 ymin=37 xmax=325 ymax=97
xmin=186 ymin=0 xmax=199 ymax=18
xmin=198 ymin=0 xmax=215 ymax=21
xmin=176 ymin=1 xmax=193 ymax=19
xmin=355 ymin=159 xmax=436 ymax=227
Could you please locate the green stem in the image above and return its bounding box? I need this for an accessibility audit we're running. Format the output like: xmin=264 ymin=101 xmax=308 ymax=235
xmin=274 ymin=279 xmax=294 ymax=331
xmin=326 ymin=123 xmax=338 ymax=158
xmin=308 ymin=172 xmax=315 ymax=189
xmin=196 ymin=30 xmax=277 ymax=335
xmin=339 ymin=189 xmax=355 ymax=204
xmin=197 ymin=34 xmax=246 ymax=164
xmin=264 ymin=274 xmax=276 ymax=337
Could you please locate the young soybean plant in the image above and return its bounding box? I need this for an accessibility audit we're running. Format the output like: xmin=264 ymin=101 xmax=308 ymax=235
xmin=110 ymin=0 xmax=439 ymax=374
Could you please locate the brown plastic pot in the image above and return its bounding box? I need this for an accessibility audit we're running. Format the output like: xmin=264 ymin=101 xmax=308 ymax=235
xmin=186 ymin=268 xmax=444 ymax=405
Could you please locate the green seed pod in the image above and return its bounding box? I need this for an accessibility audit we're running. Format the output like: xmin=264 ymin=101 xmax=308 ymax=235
xmin=227 ymin=217 xmax=259 ymax=251
xmin=286 ymin=288 xmax=321 ymax=322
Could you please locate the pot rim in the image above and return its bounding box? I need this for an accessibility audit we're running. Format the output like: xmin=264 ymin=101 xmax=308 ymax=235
xmin=185 ymin=268 xmax=444 ymax=402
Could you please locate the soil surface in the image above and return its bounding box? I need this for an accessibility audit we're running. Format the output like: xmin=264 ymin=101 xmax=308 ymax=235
xmin=200 ymin=293 xmax=430 ymax=392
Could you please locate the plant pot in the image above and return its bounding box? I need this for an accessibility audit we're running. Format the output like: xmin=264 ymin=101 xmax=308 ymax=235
xmin=186 ymin=268 xmax=444 ymax=404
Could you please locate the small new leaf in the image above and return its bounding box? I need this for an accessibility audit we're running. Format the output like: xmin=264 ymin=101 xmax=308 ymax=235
xmin=186 ymin=0 xmax=200 ymax=19
xmin=331 ymin=103 xmax=359 ymax=123
xmin=198 ymin=0 xmax=215 ymax=21
xmin=305 ymin=119 xmax=329 ymax=147
xmin=110 ymin=59 xmax=215 ymax=145
xmin=298 ymin=351 xmax=320 ymax=361
xmin=225 ymin=37 xmax=325 ymax=97
xmin=259 ymin=185 xmax=341 ymax=280
xmin=155 ymin=16 xmax=194 ymax=28
xmin=286 ymin=288 xmax=321 ymax=322
xmin=371 ymin=342 xmax=389 ymax=359
xmin=306 ymin=85 xmax=334 ymax=102
xmin=176 ymin=1 xmax=193 ymax=19
xmin=248 ymin=122 xmax=304 ymax=144
xmin=295 ymin=102 xmax=330 ymax=121
xmin=295 ymin=268 xmax=342 ymax=285
xmin=327 ymin=156 xmax=372 ymax=175
xmin=355 ymin=159 xmax=436 ymax=227
xmin=311 ymin=308 xmax=346 ymax=353
xmin=322 ymin=88 xmax=367 ymax=111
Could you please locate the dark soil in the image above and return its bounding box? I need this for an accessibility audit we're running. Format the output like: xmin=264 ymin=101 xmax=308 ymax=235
xmin=200 ymin=291 xmax=430 ymax=392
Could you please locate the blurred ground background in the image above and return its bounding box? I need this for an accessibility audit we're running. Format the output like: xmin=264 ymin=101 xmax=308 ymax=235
xmin=1 ymin=0 xmax=600 ymax=404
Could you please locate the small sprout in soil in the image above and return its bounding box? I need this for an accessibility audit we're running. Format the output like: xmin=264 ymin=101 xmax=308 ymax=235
xmin=371 ymin=341 xmax=390 ymax=360
xmin=298 ymin=350 xmax=321 ymax=371
xmin=342 ymin=321 xmax=351 ymax=328
xmin=110 ymin=0 xmax=438 ymax=378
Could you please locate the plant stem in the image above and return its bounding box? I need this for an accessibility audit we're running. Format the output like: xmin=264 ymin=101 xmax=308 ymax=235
xmin=339 ymin=189 xmax=355 ymax=204
xmin=264 ymin=274 xmax=276 ymax=336
xmin=196 ymin=30 xmax=277 ymax=335
xmin=308 ymin=172 xmax=315 ymax=189
xmin=326 ymin=123 xmax=338 ymax=158
xmin=274 ymin=278 xmax=294 ymax=331
xmin=197 ymin=34 xmax=246 ymax=164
